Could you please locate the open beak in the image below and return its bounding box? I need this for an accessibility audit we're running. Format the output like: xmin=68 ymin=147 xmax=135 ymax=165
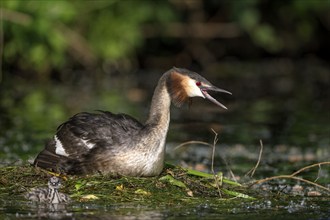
xmin=200 ymin=85 xmax=232 ymax=109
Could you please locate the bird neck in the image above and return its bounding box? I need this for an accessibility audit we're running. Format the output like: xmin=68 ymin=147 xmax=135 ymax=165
xmin=48 ymin=187 xmax=60 ymax=203
xmin=145 ymin=72 xmax=171 ymax=131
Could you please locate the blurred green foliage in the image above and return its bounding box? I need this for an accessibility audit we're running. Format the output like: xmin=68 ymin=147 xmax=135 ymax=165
xmin=2 ymin=0 xmax=176 ymax=73
xmin=2 ymin=0 xmax=329 ymax=76
xmin=230 ymin=0 xmax=329 ymax=53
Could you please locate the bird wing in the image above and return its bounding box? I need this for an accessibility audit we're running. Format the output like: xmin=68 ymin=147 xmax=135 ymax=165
xmin=33 ymin=111 xmax=143 ymax=173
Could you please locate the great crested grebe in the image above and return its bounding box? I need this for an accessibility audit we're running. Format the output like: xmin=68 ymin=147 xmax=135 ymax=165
xmin=33 ymin=67 xmax=231 ymax=176
xmin=25 ymin=176 xmax=70 ymax=203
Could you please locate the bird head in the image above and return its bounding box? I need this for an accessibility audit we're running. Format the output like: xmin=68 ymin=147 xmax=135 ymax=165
xmin=48 ymin=176 xmax=61 ymax=189
xmin=167 ymin=67 xmax=232 ymax=109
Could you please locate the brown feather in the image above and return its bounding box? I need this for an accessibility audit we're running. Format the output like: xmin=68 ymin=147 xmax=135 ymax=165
xmin=168 ymin=71 xmax=190 ymax=107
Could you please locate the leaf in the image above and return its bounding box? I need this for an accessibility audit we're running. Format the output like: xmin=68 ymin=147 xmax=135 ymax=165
xmin=186 ymin=190 xmax=194 ymax=197
xmin=186 ymin=169 xmax=213 ymax=178
xmin=134 ymin=189 xmax=151 ymax=196
xmin=75 ymin=180 xmax=86 ymax=191
xmin=186 ymin=169 xmax=241 ymax=186
xmin=221 ymin=189 xmax=255 ymax=200
xmin=159 ymin=175 xmax=187 ymax=189
xmin=79 ymin=194 xmax=99 ymax=202
xmin=116 ymin=184 xmax=124 ymax=191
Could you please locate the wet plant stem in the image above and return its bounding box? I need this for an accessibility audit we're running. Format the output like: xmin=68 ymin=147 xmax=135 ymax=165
xmin=211 ymin=129 xmax=221 ymax=198
xmin=245 ymin=139 xmax=263 ymax=177
xmin=250 ymin=162 xmax=330 ymax=193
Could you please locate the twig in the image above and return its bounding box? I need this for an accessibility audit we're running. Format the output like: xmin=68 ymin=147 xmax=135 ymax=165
xmin=245 ymin=140 xmax=264 ymax=177
xmin=210 ymin=129 xmax=222 ymax=198
xmin=173 ymin=131 xmax=241 ymax=197
xmin=291 ymin=162 xmax=330 ymax=176
xmin=251 ymin=175 xmax=330 ymax=193
xmin=173 ymin=141 xmax=212 ymax=151
xmin=222 ymin=157 xmax=237 ymax=182
xmin=249 ymin=162 xmax=330 ymax=193
xmin=210 ymin=129 xmax=218 ymax=175
xmin=314 ymin=164 xmax=321 ymax=182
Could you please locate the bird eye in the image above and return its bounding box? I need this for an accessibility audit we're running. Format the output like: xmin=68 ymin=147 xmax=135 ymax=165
xmin=196 ymin=81 xmax=201 ymax=86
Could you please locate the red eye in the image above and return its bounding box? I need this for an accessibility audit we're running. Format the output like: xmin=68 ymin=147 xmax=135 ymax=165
xmin=196 ymin=81 xmax=201 ymax=86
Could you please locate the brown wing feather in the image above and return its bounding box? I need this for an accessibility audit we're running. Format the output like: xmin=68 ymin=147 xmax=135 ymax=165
xmin=33 ymin=139 xmax=68 ymax=172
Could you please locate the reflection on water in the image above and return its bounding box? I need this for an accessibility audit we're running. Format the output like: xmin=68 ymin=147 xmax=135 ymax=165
xmin=1 ymin=198 xmax=72 ymax=219
xmin=2 ymin=196 xmax=329 ymax=220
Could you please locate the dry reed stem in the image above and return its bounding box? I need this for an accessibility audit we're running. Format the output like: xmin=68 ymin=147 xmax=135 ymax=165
xmin=250 ymin=162 xmax=330 ymax=193
xmin=173 ymin=141 xmax=212 ymax=151
xmin=173 ymin=136 xmax=330 ymax=195
xmin=210 ymin=129 xmax=222 ymax=198
xmin=173 ymin=130 xmax=224 ymax=197
xmin=290 ymin=162 xmax=330 ymax=176
xmin=314 ymin=163 xmax=321 ymax=182
xmin=245 ymin=140 xmax=264 ymax=177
